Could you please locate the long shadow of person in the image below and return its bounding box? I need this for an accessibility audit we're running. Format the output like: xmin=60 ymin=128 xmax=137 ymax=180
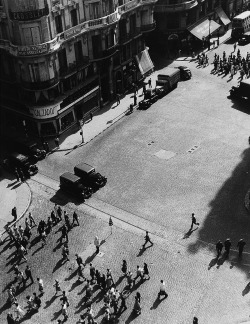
xmin=44 ymin=294 xmax=58 ymax=309
xmin=84 ymin=252 xmax=96 ymax=265
xmin=150 ymin=296 xmax=165 ymax=310
xmin=50 ymin=308 xmax=62 ymax=321
xmin=32 ymin=244 xmax=43 ymax=256
xmin=216 ymin=253 xmax=227 ymax=268
xmin=52 ymin=259 xmax=64 ymax=273
xmin=125 ymin=310 xmax=139 ymax=324
xmin=68 ymin=279 xmax=82 ymax=292
xmin=208 ymin=257 xmax=218 ymax=270
xmin=242 ymin=282 xmax=250 ymax=296
xmin=183 ymin=228 xmax=198 ymax=239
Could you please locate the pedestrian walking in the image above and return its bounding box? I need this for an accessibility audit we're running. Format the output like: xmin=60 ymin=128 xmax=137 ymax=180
xmin=133 ymin=295 xmax=141 ymax=315
xmin=127 ymin=271 xmax=133 ymax=289
xmin=41 ymin=230 xmax=47 ymax=247
xmin=193 ymin=316 xmax=198 ymax=324
xmin=77 ymin=264 xmax=86 ymax=281
xmin=95 ymin=269 xmax=101 ymax=286
xmin=25 ymin=265 xmax=34 ymax=284
xmin=101 ymin=274 xmax=106 ymax=290
xmin=46 ymin=217 xmax=52 ymax=233
xmin=11 ymin=207 xmax=17 ymax=222
xmin=55 ymin=136 xmax=60 ymax=148
xmin=190 ymin=213 xmax=199 ymax=230
xmin=136 ymin=291 xmax=141 ymax=303
xmin=75 ymin=254 xmax=84 ymax=267
xmin=60 ymin=225 xmax=68 ymax=244
xmin=224 ymin=238 xmax=231 ymax=257
xmin=6 ymin=313 xmax=15 ymax=324
xmin=61 ymin=302 xmax=68 ymax=321
xmin=94 ymin=236 xmax=100 ymax=254
xmin=143 ymin=263 xmax=150 ymax=279
xmin=19 ymin=169 xmax=25 ymax=182
xmin=53 ymin=280 xmax=62 ymax=296
xmin=37 ymin=278 xmax=44 ymax=295
xmin=14 ymin=168 xmax=20 ymax=182
xmin=158 ymin=280 xmax=168 ymax=299
xmin=16 ymin=270 xmax=26 ymax=288
xmin=44 ymin=141 xmax=50 ymax=153
xmin=148 ymin=78 xmax=151 ymax=88
xmin=89 ymin=263 xmax=96 ymax=283
xmin=18 ymin=245 xmax=27 ymax=263
xmin=216 ymin=240 xmax=223 ymax=258
xmin=133 ymin=93 xmax=137 ymax=106
xmin=142 ymin=230 xmax=153 ymax=248
xmin=121 ymin=260 xmax=127 ymax=276
xmin=119 ymin=294 xmax=127 ymax=313
xmin=134 ymin=265 xmax=144 ymax=284
xmin=64 ymin=211 xmax=71 ymax=231
xmin=14 ymin=303 xmax=25 ymax=320
xmin=60 ymin=291 xmax=70 ymax=307
xmin=33 ymin=292 xmax=41 ymax=308
xmin=72 ymin=211 xmax=79 ymax=226
xmin=234 ymin=42 xmax=237 ymax=52
xmin=116 ymin=93 xmax=120 ymax=106
xmin=90 ymin=112 xmax=93 ymax=121
xmin=62 ymin=243 xmax=69 ymax=262
xmin=142 ymin=84 xmax=146 ymax=95
xmin=28 ymin=212 xmax=36 ymax=227
xmin=57 ymin=206 xmax=62 ymax=221
xmin=237 ymin=238 xmax=246 ymax=257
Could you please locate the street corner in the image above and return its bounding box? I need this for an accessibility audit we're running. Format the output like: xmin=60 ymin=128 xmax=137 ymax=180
xmin=0 ymin=177 xmax=31 ymax=235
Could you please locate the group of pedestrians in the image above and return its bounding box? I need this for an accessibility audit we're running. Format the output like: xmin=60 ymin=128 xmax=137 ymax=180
xmin=212 ymin=47 xmax=250 ymax=79
xmin=216 ymin=238 xmax=246 ymax=259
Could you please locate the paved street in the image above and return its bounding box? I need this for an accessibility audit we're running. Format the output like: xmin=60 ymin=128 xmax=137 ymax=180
xmin=1 ymin=39 xmax=250 ymax=324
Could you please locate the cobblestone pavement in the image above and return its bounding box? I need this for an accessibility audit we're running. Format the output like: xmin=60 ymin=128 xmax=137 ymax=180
xmin=1 ymin=180 xmax=250 ymax=324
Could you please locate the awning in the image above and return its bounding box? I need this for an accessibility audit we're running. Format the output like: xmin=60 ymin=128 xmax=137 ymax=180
xmin=188 ymin=19 xmax=221 ymax=40
xmin=216 ymin=7 xmax=231 ymax=25
xmin=135 ymin=48 xmax=154 ymax=76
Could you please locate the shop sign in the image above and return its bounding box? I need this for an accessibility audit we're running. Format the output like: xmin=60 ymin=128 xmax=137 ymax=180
xmin=18 ymin=44 xmax=48 ymax=56
xmin=31 ymin=104 xmax=59 ymax=119
xmin=64 ymin=25 xmax=81 ymax=40
xmin=9 ymin=6 xmax=49 ymax=21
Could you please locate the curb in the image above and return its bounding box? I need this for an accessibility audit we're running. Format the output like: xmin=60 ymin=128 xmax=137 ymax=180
xmin=55 ymin=105 xmax=138 ymax=152
xmin=0 ymin=180 xmax=32 ymax=239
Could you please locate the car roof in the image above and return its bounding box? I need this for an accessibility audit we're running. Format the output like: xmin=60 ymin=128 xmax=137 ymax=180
xmin=75 ymin=163 xmax=95 ymax=173
xmin=60 ymin=172 xmax=81 ymax=182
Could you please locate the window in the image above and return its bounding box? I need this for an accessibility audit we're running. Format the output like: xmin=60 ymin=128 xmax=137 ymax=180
xmin=58 ymin=48 xmax=68 ymax=73
xmin=90 ymin=3 xmax=99 ymax=19
xmin=71 ymin=9 xmax=78 ymax=27
xmin=55 ymin=15 xmax=63 ymax=33
xmin=28 ymin=62 xmax=48 ymax=82
xmin=74 ymin=40 xmax=83 ymax=63
xmin=23 ymin=26 xmax=41 ymax=45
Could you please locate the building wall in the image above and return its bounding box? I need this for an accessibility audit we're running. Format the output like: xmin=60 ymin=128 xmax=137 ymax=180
xmin=0 ymin=0 xmax=157 ymax=138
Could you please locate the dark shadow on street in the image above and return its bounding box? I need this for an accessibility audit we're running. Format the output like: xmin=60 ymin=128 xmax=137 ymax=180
xmin=44 ymin=294 xmax=58 ymax=309
xmin=183 ymin=228 xmax=198 ymax=239
xmin=208 ymin=257 xmax=218 ymax=270
xmin=150 ymin=296 xmax=165 ymax=310
xmin=187 ymin=146 xmax=250 ymax=276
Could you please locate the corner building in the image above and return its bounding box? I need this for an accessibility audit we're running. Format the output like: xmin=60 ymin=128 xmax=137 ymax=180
xmin=0 ymin=0 xmax=156 ymax=138
xmin=153 ymin=0 xmax=231 ymax=54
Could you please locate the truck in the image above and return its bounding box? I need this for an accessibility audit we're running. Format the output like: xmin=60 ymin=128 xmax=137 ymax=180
xmin=229 ymin=79 xmax=250 ymax=100
xmin=155 ymin=68 xmax=180 ymax=96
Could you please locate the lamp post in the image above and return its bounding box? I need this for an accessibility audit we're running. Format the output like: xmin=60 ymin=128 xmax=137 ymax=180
xmin=79 ymin=120 xmax=84 ymax=143
xmin=208 ymin=16 xmax=212 ymax=50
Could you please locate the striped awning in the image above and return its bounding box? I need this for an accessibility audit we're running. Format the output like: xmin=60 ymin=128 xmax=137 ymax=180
xmin=135 ymin=48 xmax=154 ymax=76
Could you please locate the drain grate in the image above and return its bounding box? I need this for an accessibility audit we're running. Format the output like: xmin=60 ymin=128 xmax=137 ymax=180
xmin=187 ymin=145 xmax=199 ymax=153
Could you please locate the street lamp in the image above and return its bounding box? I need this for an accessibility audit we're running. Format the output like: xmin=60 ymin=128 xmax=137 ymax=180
xmin=208 ymin=16 xmax=212 ymax=50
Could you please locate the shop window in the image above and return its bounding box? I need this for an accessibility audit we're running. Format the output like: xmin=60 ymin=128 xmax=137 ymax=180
xmin=41 ymin=122 xmax=56 ymax=136
xmin=55 ymin=15 xmax=63 ymax=34
xmin=71 ymin=9 xmax=78 ymax=27
xmin=60 ymin=111 xmax=75 ymax=131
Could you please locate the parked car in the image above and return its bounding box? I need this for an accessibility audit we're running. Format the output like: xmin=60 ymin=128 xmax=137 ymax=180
xmin=238 ymin=37 xmax=249 ymax=45
xmin=5 ymin=137 xmax=46 ymax=163
xmin=229 ymin=79 xmax=250 ymax=100
xmin=2 ymin=152 xmax=38 ymax=178
xmin=60 ymin=172 xmax=92 ymax=199
xmin=175 ymin=66 xmax=192 ymax=80
xmin=74 ymin=163 xmax=107 ymax=190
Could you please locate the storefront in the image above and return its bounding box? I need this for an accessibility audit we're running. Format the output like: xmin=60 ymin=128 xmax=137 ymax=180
xmin=74 ymin=87 xmax=99 ymax=121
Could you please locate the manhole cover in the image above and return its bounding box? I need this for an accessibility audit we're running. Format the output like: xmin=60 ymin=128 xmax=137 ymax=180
xmin=187 ymin=145 xmax=199 ymax=153
xmin=154 ymin=150 xmax=176 ymax=160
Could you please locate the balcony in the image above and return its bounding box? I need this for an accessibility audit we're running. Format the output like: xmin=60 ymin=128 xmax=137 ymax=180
xmin=154 ymin=0 xmax=198 ymax=13
xmin=120 ymin=27 xmax=142 ymax=43
xmin=91 ymin=45 xmax=119 ymax=61
xmin=59 ymin=57 xmax=89 ymax=78
xmin=21 ymin=76 xmax=59 ymax=91
xmin=141 ymin=21 xmax=156 ymax=32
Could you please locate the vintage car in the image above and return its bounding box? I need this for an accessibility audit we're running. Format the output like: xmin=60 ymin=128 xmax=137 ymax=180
xmin=60 ymin=172 xmax=92 ymax=199
xmin=6 ymin=137 xmax=46 ymax=163
xmin=74 ymin=163 xmax=107 ymax=190
xmin=229 ymin=79 xmax=250 ymax=100
xmin=2 ymin=152 xmax=38 ymax=178
xmin=175 ymin=66 xmax=192 ymax=80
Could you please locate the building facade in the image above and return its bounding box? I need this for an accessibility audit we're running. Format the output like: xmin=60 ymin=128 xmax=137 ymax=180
xmin=152 ymin=0 xmax=231 ymax=55
xmin=221 ymin=0 xmax=250 ymax=18
xmin=0 ymin=0 xmax=156 ymax=138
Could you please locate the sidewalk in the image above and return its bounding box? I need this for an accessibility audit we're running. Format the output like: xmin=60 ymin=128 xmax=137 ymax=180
xmin=0 ymin=173 xmax=31 ymax=237
xmin=58 ymin=89 xmax=146 ymax=151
